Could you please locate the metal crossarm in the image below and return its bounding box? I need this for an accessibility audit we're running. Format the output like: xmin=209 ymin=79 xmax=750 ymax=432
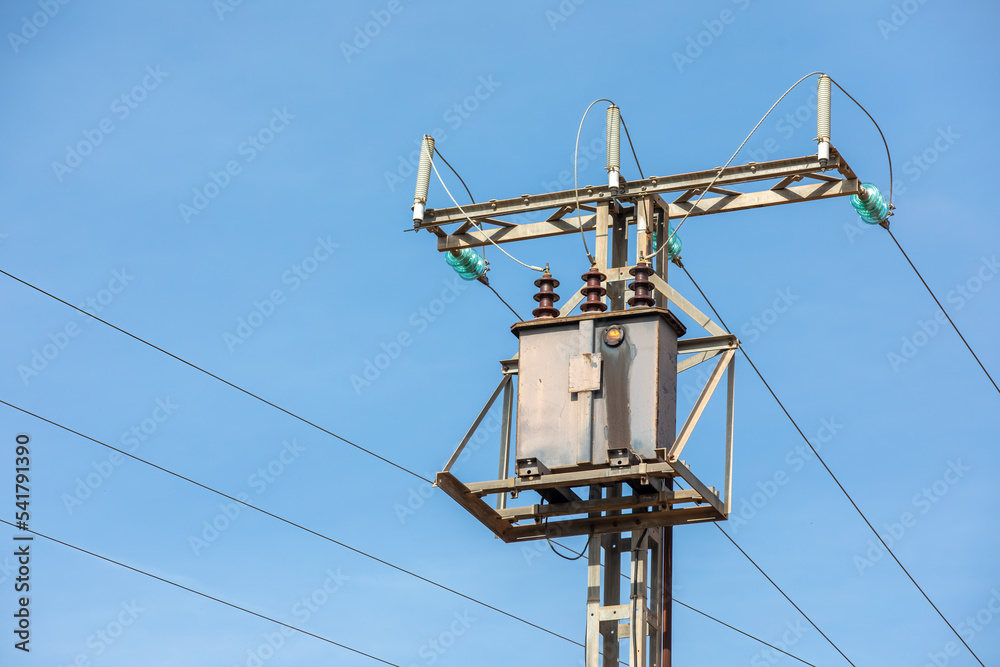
xmin=418 ymin=150 xmax=859 ymax=253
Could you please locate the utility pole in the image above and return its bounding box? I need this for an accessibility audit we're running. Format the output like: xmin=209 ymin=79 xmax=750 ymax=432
xmin=412 ymin=75 xmax=869 ymax=666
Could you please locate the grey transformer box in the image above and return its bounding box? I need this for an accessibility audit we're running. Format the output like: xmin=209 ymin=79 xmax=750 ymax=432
xmin=511 ymin=307 xmax=686 ymax=477
xmin=433 ymin=281 xmax=737 ymax=542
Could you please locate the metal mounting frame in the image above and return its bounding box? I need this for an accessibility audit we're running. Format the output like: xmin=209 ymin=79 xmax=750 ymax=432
xmin=434 ymin=281 xmax=737 ymax=543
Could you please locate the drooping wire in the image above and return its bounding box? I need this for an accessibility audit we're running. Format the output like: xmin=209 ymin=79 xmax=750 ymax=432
xmin=573 ymin=98 xmax=615 ymax=266
xmin=432 ymin=147 xmax=525 ymax=321
xmin=434 ymin=145 xmax=485 ymax=263
xmin=0 ymin=268 xmax=430 ymax=484
xmin=885 ymin=228 xmax=998 ymax=394
xmin=430 ymin=159 xmax=544 ymax=273
xmin=546 ymin=533 xmax=591 ymax=561
xmin=541 ymin=501 xmax=591 ymax=560
xmin=0 ymin=397 xmax=586 ymax=649
xmin=678 ymin=263 xmax=987 ymax=667
xmin=828 ymin=76 xmax=894 ymax=211
xmin=433 ymin=146 xmax=475 ymax=204
xmin=0 ymin=519 xmax=402 ymax=666
xmin=653 ymin=72 xmax=825 ymax=259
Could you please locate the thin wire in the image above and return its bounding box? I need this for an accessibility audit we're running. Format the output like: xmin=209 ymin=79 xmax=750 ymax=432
xmin=654 ymin=72 xmax=824 ymax=259
xmin=0 ymin=397 xmax=583 ymax=649
xmin=679 ymin=263 xmax=987 ymax=667
xmin=821 ymin=82 xmax=990 ymax=397
xmin=683 ymin=477 xmax=858 ymax=665
xmin=620 ymin=113 xmax=645 ymax=179
xmin=828 ymin=77 xmax=894 ymax=210
xmin=431 ymin=148 xmax=527 ymax=319
xmin=549 ymin=541 xmax=819 ymax=665
xmin=713 ymin=525 xmax=856 ymax=667
xmin=430 ymin=159 xmax=544 ymax=273
xmin=0 ymin=268 xmax=430 ymax=484
xmin=484 ymin=280 xmax=523 ymax=320
xmin=0 ymin=519 xmax=401 ymax=666
xmin=673 ymin=600 xmax=818 ymax=667
xmin=546 ymin=534 xmax=591 ymax=561
xmin=433 ymin=146 xmax=484 ymax=263
xmin=434 ymin=146 xmax=475 ymax=204
xmin=574 ymin=98 xmax=614 ymax=266
xmin=887 ymin=229 xmax=999 ymax=395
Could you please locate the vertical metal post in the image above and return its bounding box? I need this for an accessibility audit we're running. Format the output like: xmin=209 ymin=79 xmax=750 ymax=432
xmin=586 ymin=486 xmax=603 ymax=667
xmin=609 ymin=203 xmax=627 ymax=664
xmin=496 ymin=379 xmax=514 ymax=510
xmin=660 ymin=524 xmax=672 ymax=667
xmin=606 ymin=206 xmax=628 ymax=310
xmin=648 ymin=529 xmax=663 ymax=667
xmin=595 ymin=201 xmax=611 ymax=273
xmin=636 ymin=196 xmax=653 ymax=262
xmin=654 ymin=202 xmax=672 ymax=667
xmin=601 ymin=487 xmax=621 ymax=666
xmin=724 ymin=355 xmax=735 ymax=515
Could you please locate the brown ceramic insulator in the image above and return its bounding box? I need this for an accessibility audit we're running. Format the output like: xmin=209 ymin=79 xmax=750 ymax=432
xmin=579 ymin=265 xmax=608 ymax=313
xmin=532 ymin=271 xmax=561 ymax=318
xmin=627 ymin=261 xmax=656 ymax=308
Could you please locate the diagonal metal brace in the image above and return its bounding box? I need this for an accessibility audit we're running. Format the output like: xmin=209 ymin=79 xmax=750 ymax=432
xmin=441 ymin=375 xmax=511 ymax=474
xmin=648 ymin=273 xmax=727 ymax=336
xmin=668 ymin=347 xmax=736 ymax=462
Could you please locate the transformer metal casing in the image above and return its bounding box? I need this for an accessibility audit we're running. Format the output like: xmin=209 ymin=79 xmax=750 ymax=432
xmin=511 ymin=308 xmax=686 ymax=472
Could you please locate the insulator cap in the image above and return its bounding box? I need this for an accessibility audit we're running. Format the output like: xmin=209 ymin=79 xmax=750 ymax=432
xmin=627 ymin=261 xmax=655 ymax=308
xmin=532 ymin=272 xmax=561 ymax=318
xmin=446 ymin=248 xmax=487 ymax=280
xmin=579 ymin=265 xmax=608 ymax=313
xmin=850 ymin=182 xmax=889 ymax=225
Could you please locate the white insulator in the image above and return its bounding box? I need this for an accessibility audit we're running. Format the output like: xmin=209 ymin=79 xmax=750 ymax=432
xmin=412 ymin=135 xmax=434 ymax=223
xmin=606 ymin=105 xmax=621 ymax=171
xmin=411 ymin=201 xmax=425 ymax=223
xmin=606 ymin=105 xmax=621 ymax=194
xmin=817 ymin=75 xmax=831 ymax=166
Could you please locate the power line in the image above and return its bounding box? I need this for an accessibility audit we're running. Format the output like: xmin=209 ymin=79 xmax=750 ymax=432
xmin=673 ymin=599 xmax=817 ymax=667
xmin=0 ymin=397 xmax=583 ymax=649
xmin=483 ymin=280 xmax=523 ymax=320
xmin=713 ymin=525 xmax=855 ymax=666
xmin=678 ymin=262 xmax=987 ymax=667
xmin=550 ymin=539 xmax=823 ymax=665
xmin=0 ymin=267 xmax=430 ymax=484
xmin=654 ymin=72 xmax=824 ymax=258
xmin=885 ymin=227 xmax=999 ymax=395
xmin=665 ymin=478 xmax=857 ymax=665
xmin=431 ymin=147 xmax=525 ymax=321
xmin=434 ymin=146 xmax=475 ymax=204
xmin=8 ymin=396 xmax=817 ymax=665
xmin=0 ymin=518 xmax=401 ymax=666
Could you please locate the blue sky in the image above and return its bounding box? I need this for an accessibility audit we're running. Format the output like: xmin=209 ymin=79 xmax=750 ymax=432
xmin=1 ymin=1 xmax=998 ymax=665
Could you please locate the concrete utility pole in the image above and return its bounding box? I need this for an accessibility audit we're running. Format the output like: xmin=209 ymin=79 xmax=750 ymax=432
xmin=415 ymin=76 xmax=857 ymax=666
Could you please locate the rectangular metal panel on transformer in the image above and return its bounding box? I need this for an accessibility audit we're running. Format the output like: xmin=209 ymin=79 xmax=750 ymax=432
xmin=511 ymin=307 xmax=685 ymax=472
